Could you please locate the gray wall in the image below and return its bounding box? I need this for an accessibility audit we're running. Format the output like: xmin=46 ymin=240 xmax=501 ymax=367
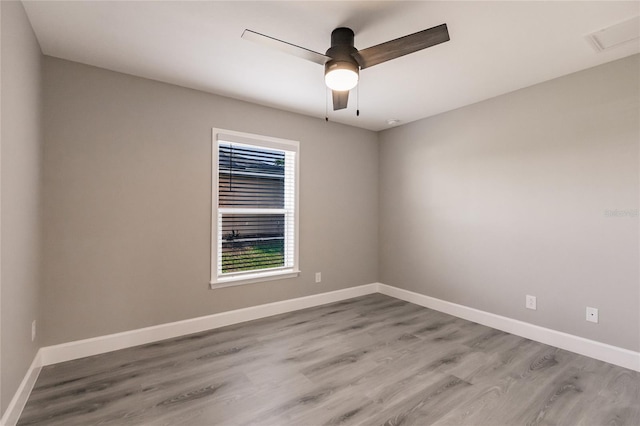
xmin=379 ymin=55 xmax=639 ymax=351
xmin=41 ymin=57 xmax=379 ymax=346
xmin=0 ymin=0 xmax=43 ymax=415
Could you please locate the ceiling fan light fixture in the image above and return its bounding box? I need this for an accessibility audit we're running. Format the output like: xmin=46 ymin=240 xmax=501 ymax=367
xmin=324 ymin=61 xmax=359 ymax=91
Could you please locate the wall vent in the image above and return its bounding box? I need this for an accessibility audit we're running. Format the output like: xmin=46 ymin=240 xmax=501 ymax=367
xmin=586 ymin=16 xmax=639 ymax=52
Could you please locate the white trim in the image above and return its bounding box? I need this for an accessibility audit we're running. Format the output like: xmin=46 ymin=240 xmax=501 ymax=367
xmin=210 ymin=128 xmax=217 ymax=289
xmin=210 ymin=269 xmax=301 ymax=288
xmin=216 ymin=130 xmax=300 ymax=152
xmin=0 ymin=351 xmax=43 ymax=426
xmin=39 ymin=283 xmax=378 ymax=366
xmin=377 ymin=283 xmax=640 ymax=372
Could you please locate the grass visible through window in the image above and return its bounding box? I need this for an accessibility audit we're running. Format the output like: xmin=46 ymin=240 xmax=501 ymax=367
xmin=221 ymin=240 xmax=284 ymax=273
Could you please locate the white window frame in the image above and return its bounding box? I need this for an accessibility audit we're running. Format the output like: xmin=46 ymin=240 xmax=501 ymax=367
xmin=210 ymin=128 xmax=300 ymax=289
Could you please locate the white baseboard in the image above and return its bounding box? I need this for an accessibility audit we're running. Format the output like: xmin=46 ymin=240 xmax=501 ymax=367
xmin=4 ymin=283 xmax=377 ymax=424
xmin=377 ymin=283 xmax=640 ymax=372
xmin=0 ymin=350 xmax=43 ymax=426
xmin=5 ymin=281 xmax=639 ymax=425
xmin=39 ymin=283 xmax=379 ymax=366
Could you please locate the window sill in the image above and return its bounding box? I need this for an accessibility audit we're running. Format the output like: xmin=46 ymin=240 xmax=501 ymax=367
xmin=210 ymin=269 xmax=301 ymax=289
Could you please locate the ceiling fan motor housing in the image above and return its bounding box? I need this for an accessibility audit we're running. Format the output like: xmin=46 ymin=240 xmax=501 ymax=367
xmin=325 ymin=27 xmax=360 ymax=82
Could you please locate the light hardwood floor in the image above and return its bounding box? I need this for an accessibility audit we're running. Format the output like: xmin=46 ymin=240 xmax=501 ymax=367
xmin=17 ymin=294 xmax=640 ymax=425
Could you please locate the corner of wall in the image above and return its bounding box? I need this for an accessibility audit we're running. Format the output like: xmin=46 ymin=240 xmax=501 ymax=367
xmin=0 ymin=0 xmax=46 ymax=419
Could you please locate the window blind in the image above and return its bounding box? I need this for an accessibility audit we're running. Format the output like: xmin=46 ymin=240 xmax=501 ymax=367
xmin=217 ymin=142 xmax=296 ymax=276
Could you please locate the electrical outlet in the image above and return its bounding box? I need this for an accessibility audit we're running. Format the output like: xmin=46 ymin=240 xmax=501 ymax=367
xmin=586 ymin=307 xmax=599 ymax=323
xmin=526 ymin=295 xmax=537 ymax=310
xmin=31 ymin=320 xmax=36 ymax=342
xmin=315 ymin=272 xmax=321 ymax=283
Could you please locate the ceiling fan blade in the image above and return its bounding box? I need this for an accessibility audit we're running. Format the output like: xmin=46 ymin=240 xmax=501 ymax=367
xmin=352 ymin=23 xmax=449 ymax=69
xmin=242 ymin=29 xmax=331 ymax=66
xmin=332 ymin=90 xmax=349 ymax=110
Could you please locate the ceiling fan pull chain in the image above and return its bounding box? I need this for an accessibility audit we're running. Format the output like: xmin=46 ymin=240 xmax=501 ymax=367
xmin=325 ymin=88 xmax=329 ymax=122
xmin=356 ymin=83 xmax=360 ymax=117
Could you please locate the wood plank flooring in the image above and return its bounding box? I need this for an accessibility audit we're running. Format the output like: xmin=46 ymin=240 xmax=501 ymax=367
xmin=17 ymin=294 xmax=640 ymax=425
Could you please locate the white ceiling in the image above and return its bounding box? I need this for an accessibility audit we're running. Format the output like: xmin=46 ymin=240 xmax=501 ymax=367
xmin=23 ymin=1 xmax=640 ymax=131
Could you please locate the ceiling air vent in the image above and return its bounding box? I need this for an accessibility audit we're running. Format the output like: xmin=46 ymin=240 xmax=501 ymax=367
xmin=586 ymin=16 xmax=640 ymax=52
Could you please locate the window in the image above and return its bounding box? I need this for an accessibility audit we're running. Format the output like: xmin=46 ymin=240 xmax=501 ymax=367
xmin=210 ymin=129 xmax=300 ymax=288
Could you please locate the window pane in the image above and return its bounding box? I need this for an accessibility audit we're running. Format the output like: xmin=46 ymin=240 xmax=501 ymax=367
xmin=219 ymin=143 xmax=285 ymax=208
xmin=221 ymin=214 xmax=285 ymax=273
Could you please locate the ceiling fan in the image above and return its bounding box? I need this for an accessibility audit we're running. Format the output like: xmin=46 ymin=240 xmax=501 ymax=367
xmin=242 ymin=23 xmax=450 ymax=111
